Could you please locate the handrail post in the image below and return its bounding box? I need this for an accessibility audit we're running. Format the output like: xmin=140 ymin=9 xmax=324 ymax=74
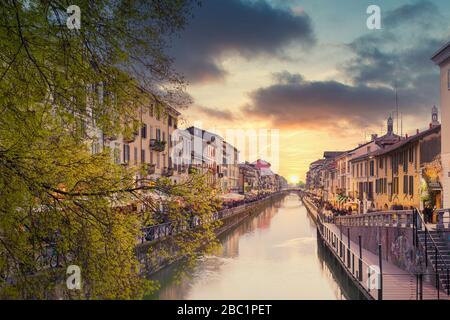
xmin=437 ymin=272 xmax=440 ymax=300
xmin=347 ymin=228 xmax=351 ymax=268
xmin=378 ymin=243 xmax=383 ymax=300
xmin=412 ymin=209 xmax=416 ymax=247
xmin=425 ymin=231 xmax=428 ymax=267
xmin=419 ymin=273 xmax=423 ymax=300
xmin=358 ymin=235 xmax=363 ymax=281
xmin=447 ymin=268 xmax=450 ymax=296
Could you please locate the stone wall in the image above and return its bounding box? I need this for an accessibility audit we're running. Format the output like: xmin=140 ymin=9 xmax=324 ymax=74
xmin=336 ymin=225 xmax=424 ymax=273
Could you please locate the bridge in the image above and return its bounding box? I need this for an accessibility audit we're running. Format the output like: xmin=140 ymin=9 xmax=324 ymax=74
xmin=299 ymin=191 xmax=450 ymax=300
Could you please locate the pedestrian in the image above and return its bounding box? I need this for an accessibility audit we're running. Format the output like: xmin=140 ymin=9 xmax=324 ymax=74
xmin=423 ymin=204 xmax=432 ymax=224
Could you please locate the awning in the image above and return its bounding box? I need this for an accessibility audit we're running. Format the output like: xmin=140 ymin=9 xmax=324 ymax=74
xmin=220 ymin=193 xmax=245 ymax=201
xmin=337 ymin=195 xmax=348 ymax=204
xmin=428 ymin=181 xmax=442 ymax=191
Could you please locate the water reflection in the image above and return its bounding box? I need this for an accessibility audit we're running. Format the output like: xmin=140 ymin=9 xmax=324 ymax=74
xmin=148 ymin=193 xmax=348 ymax=300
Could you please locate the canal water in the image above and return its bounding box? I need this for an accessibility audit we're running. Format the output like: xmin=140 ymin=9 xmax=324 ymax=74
xmin=148 ymin=193 xmax=353 ymax=300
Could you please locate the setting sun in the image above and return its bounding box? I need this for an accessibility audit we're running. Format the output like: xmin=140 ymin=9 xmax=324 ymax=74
xmin=289 ymin=175 xmax=299 ymax=184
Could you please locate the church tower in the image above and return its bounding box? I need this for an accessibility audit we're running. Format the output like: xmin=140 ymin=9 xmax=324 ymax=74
xmin=387 ymin=115 xmax=394 ymax=135
xmin=430 ymin=105 xmax=440 ymax=127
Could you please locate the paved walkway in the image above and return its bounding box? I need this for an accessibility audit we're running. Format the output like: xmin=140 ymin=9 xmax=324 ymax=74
xmin=323 ymin=223 xmax=449 ymax=300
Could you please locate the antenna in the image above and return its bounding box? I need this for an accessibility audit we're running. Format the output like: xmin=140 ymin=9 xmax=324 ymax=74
xmin=400 ymin=112 xmax=403 ymax=137
xmin=395 ymin=86 xmax=399 ymax=135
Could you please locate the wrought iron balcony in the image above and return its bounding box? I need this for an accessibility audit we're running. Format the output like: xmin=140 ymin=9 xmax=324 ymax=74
xmin=162 ymin=167 xmax=174 ymax=177
xmin=149 ymin=139 xmax=166 ymax=152
xmin=146 ymin=164 xmax=156 ymax=175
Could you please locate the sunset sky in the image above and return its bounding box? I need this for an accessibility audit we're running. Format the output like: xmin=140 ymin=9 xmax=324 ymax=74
xmin=168 ymin=0 xmax=450 ymax=181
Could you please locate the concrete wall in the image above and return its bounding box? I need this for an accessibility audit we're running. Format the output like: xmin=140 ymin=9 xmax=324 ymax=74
xmin=337 ymin=225 xmax=423 ymax=273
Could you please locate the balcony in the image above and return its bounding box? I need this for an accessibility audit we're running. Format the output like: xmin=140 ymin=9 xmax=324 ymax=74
xmin=123 ymin=135 xmax=136 ymax=143
xmin=162 ymin=167 xmax=174 ymax=177
xmin=146 ymin=164 xmax=156 ymax=175
xmin=150 ymin=139 xmax=166 ymax=152
xmin=103 ymin=133 xmax=117 ymax=142
xmin=188 ymin=165 xmax=198 ymax=174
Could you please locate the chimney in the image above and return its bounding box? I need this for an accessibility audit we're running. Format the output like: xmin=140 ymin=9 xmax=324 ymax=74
xmin=416 ymin=129 xmax=419 ymax=135
xmin=405 ymin=133 xmax=408 ymax=138
xmin=371 ymin=134 xmax=378 ymax=141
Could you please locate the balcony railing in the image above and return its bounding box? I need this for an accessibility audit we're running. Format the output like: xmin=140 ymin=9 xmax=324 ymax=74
xmin=150 ymin=139 xmax=166 ymax=152
xmin=146 ymin=164 xmax=156 ymax=175
xmin=162 ymin=167 xmax=174 ymax=177
xmin=335 ymin=210 xmax=414 ymax=228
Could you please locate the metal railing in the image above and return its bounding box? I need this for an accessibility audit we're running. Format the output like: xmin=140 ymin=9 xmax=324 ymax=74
xmin=303 ymin=194 xmax=450 ymax=299
xmin=413 ymin=207 xmax=450 ymax=294
xmin=319 ymin=222 xmax=449 ymax=300
xmin=141 ymin=193 xmax=282 ymax=243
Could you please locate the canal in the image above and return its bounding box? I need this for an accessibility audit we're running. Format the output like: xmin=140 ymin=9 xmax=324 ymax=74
xmin=147 ymin=193 xmax=360 ymax=300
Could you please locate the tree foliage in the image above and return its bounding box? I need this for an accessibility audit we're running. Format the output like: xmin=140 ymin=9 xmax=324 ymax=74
xmin=0 ymin=0 xmax=212 ymax=299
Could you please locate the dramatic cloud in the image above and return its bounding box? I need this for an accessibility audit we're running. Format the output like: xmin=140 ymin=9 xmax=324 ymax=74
xmin=171 ymin=0 xmax=315 ymax=83
xmin=194 ymin=105 xmax=235 ymax=121
xmin=343 ymin=1 xmax=444 ymax=93
xmin=243 ymin=72 xmax=429 ymax=130
xmin=244 ymin=1 xmax=446 ymax=131
xmin=384 ymin=0 xmax=440 ymax=28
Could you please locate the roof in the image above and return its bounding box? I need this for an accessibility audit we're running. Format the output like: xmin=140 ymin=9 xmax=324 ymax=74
xmin=354 ymin=125 xmax=441 ymax=161
xmin=431 ymin=41 xmax=450 ymax=65
xmin=323 ymin=151 xmax=345 ymax=159
xmin=350 ymin=125 xmax=441 ymax=162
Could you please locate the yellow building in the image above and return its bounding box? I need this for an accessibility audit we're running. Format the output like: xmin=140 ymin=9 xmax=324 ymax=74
xmin=372 ymin=120 xmax=441 ymax=211
xmin=103 ymin=103 xmax=182 ymax=183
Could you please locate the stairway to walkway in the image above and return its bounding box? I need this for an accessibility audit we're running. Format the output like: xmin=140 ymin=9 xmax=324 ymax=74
xmin=417 ymin=230 xmax=450 ymax=294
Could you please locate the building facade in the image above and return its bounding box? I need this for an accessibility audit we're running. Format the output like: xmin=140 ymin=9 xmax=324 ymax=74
xmin=432 ymin=43 xmax=450 ymax=208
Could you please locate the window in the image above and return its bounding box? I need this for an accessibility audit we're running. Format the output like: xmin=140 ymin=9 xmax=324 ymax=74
xmin=141 ymin=149 xmax=145 ymax=163
xmin=379 ymin=157 xmax=383 ymax=169
xmin=123 ymin=144 xmax=130 ymax=163
xmin=141 ymin=124 xmax=147 ymax=139
xmin=134 ymin=147 xmax=138 ymax=165
xmin=156 ymin=128 xmax=161 ymax=141
xmin=393 ymin=177 xmax=399 ymax=194
xmin=114 ymin=143 xmax=120 ymax=164
xmin=370 ymin=160 xmax=375 ymax=177
xmin=409 ymin=176 xmax=414 ymax=196
xmin=403 ymin=175 xmax=408 ymax=195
